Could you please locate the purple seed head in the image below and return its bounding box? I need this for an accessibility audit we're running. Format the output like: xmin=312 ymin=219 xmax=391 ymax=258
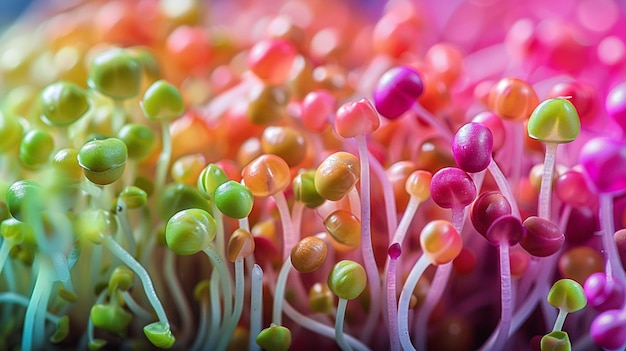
xmin=430 ymin=167 xmax=477 ymax=209
xmin=373 ymin=66 xmax=424 ymax=120
xmin=452 ymin=122 xmax=493 ymax=173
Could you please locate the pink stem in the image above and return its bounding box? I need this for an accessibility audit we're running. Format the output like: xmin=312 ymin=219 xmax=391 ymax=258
xmin=368 ymin=152 xmax=398 ymax=238
xmin=492 ymin=243 xmax=513 ymax=351
xmin=273 ymin=191 xmax=295 ymax=259
xmin=355 ymin=135 xmax=381 ymax=342
xmin=387 ymin=243 xmax=401 ymax=351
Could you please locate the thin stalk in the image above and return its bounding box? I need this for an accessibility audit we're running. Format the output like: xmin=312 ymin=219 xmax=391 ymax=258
xmin=155 ymin=121 xmax=172 ymax=192
xmin=390 ymin=196 xmax=420 ymax=245
xmin=335 ymin=298 xmax=353 ymax=351
xmin=291 ymin=201 xmax=305 ymax=236
xmin=216 ymin=257 xmax=245 ymax=351
xmin=112 ymin=100 xmax=126 ymax=134
xmin=369 ymin=153 xmax=398 ymax=236
xmin=398 ymin=255 xmax=430 ymax=351
xmin=415 ymin=263 xmax=452 ymax=350
xmin=387 ymin=246 xmax=401 ymax=351
xmin=120 ymin=291 xmax=153 ymax=322
xmin=355 ymin=135 xmax=381 ymax=341
xmin=492 ymin=243 xmax=513 ymax=351
xmin=552 ymin=309 xmax=568 ymax=332
xmin=0 ymin=292 xmax=61 ymax=323
xmin=102 ymin=236 xmax=169 ymax=325
xmin=347 ymin=187 xmax=362 ymax=219
xmin=22 ymin=261 xmax=53 ymax=351
xmin=0 ymin=239 xmax=12 ymax=276
xmin=272 ymin=257 xmax=293 ymax=326
xmin=116 ymin=198 xmax=137 ymax=255
xmin=212 ymin=202 xmax=225 ymax=259
xmin=190 ymin=297 xmax=209 ymax=351
xmin=163 ymin=250 xmax=193 ymax=346
xmin=249 ymin=264 xmax=263 ymax=351
xmin=205 ymin=269 xmax=221 ymax=349
xmin=273 ymin=191 xmax=295 ymax=259
xmin=600 ymin=195 xmax=626 ymax=284
xmin=411 ymin=104 xmax=453 ymax=142
xmin=202 ymin=246 xmax=233 ymax=330
xmin=283 ymin=298 xmax=370 ymax=351
xmin=488 ymin=160 xmax=521 ymax=219
xmin=538 ymin=142 xmax=558 ymax=220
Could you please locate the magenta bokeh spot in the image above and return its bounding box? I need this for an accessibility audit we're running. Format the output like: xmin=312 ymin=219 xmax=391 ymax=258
xmin=591 ymin=309 xmax=626 ymax=350
xmin=579 ymin=137 xmax=626 ymax=193
xmin=584 ymin=272 xmax=625 ymax=311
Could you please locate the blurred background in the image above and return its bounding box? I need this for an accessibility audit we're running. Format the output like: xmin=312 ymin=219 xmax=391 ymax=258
xmin=0 ymin=0 xmax=34 ymax=29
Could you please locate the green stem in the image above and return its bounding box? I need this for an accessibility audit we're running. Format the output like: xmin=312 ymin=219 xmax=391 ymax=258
xmin=22 ymin=260 xmax=53 ymax=351
xmin=116 ymin=198 xmax=137 ymax=256
xmin=0 ymin=239 xmax=12 ymax=276
xmin=212 ymin=201 xmax=225 ymax=259
xmin=112 ymin=100 xmax=126 ymax=135
xmin=155 ymin=121 xmax=172 ymax=192
xmin=552 ymin=309 xmax=568 ymax=332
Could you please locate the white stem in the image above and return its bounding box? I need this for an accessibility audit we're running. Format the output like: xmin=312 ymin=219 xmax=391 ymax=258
xmin=355 ymin=135 xmax=381 ymax=341
xmin=488 ymin=159 xmax=521 ymax=219
xmin=216 ymin=257 xmax=245 ymax=351
xmin=164 ymin=250 xmax=193 ymax=346
xmin=202 ymin=246 xmax=233 ymax=330
xmin=552 ymin=309 xmax=568 ymax=332
xmin=272 ymin=257 xmax=293 ymax=326
xmin=22 ymin=261 xmax=53 ymax=351
xmin=102 ymin=236 xmax=169 ymax=325
xmin=205 ymin=269 xmax=221 ymax=349
xmin=249 ymin=264 xmax=263 ymax=351
xmin=539 ymin=142 xmax=558 ymax=221
xmin=190 ymin=298 xmax=209 ymax=351
xmin=600 ymin=195 xmax=626 ymax=284
xmin=273 ymin=191 xmax=295 ymax=259
xmin=120 ymin=291 xmax=154 ymax=322
xmin=0 ymin=240 xmax=12 ymax=276
xmin=492 ymin=244 xmax=513 ymax=351
xmin=0 ymin=292 xmax=61 ymax=323
xmin=116 ymin=198 xmax=137 ymax=256
xmin=415 ymin=263 xmax=452 ymax=350
xmin=398 ymin=255 xmax=430 ymax=351
xmin=368 ymin=153 xmax=398 ymax=236
xmin=335 ymin=298 xmax=353 ymax=351
xmin=155 ymin=121 xmax=172 ymax=191
xmin=112 ymin=100 xmax=125 ymax=134
xmin=212 ymin=202 xmax=225 ymax=260
xmin=391 ymin=197 xmax=420 ymax=245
